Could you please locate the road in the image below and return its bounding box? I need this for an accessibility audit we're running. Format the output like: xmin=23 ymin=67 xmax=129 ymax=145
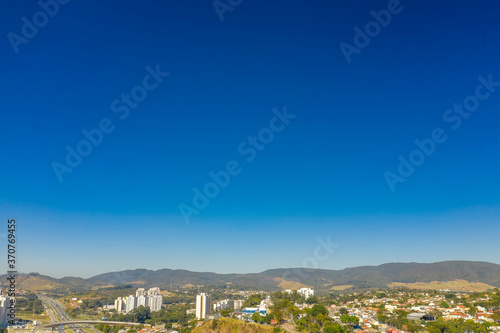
xmin=39 ymin=295 xmax=98 ymax=333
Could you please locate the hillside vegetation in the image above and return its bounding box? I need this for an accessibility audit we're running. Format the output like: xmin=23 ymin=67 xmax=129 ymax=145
xmin=3 ymin=261 xmax=500 ymax=293
xmin=193 ymin=318 xmax=276 ymax=333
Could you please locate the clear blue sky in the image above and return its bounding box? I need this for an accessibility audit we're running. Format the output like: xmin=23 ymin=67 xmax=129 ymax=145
xmin=1 ymin=0 xmax=500 ymax=278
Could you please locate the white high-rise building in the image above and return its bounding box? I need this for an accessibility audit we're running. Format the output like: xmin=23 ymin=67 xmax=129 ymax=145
xmin=195 ymin=293 xmax=211 ymax=319
xmin=213 ymin=299 xmax=232 ymax=312
xmin=234 ymin=300 xmax=244 ymax=310
xmin=147 ymin=287 xmax=160 ymax=296
xmin=114 ymin=297 xmax=126 ymax=313
xmin=116 ymin=288 xmax=162 ymax=314
xmin=298 ymin=288 xmax=314 ymax=299
xmin=0 ymin=296 xmax=11 ymax=327
xmin=137 ymin=295 xmax=148 ymax=308
xmin=148 ymin=295 xmax=162 ymax=312
xmin=125 ymin=295 xmax=137 ymax=313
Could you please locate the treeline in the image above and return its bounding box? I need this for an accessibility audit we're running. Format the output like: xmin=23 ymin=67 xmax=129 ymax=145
xmin=16 ymin=293 xmax=44 ymax=314
xmin=107 ymin=305 xmax=194 ymax=326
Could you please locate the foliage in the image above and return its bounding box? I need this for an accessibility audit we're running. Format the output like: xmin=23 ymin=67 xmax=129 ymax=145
xmin=324 ymin=323 xmax=347 ymax=333
xmin=340 ymin=315 xmax=359 ymax=326
xmin=15 ymin=294 xmax=44 ymax=314
xmin=439 ymin=301 xmax=449 ymax=308
xmin=311 ymin=304 xmax=328 ymax=317
xmin=251 ymin=312 xmax=261 ymax=323
xmin=243 ymin=294 xmax=263 ymax=308
xmin=426 ymin=317 xmax=490 ymax=333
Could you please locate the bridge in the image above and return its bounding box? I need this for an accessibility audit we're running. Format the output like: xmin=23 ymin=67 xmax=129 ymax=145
xmin=39 ymin=321 xmax=144 ymax=328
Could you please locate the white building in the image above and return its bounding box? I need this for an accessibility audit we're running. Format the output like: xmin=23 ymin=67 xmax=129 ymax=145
xmin=298 ymin=288 xmax=315 ymax=299
xmin=213 ymin=299 xmax=232 ymax=312
xmin=234 ymin=300 xmax=244 ymax=310
xmin=137 ymin=295 xmax=148 ymax=308
xmin=125 ymin=295 xmax=137 ymax=313
xmin=0 ymin=296 xmax=11 ymax=327
xmin=116 ymin=288 xmax=163 ymax=313
xmin=148 ymin=288 xmax=161 ymax=296
xmin=149 ymin=295 xmax=163 ymax=312
xmin=196 ymin=293 xmax=211 ymax=319
xmin=114 ymin=297 xmax=127 ymax=313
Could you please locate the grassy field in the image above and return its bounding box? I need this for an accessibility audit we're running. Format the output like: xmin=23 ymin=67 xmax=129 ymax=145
xmin=276 ymin=277 xmax=310 ymax=290
xmin=330 ymin=285 xmax=353 ymax=291
xmin=388 ymin=279 xmax=496 ymax=292
xmin=17 ymin=311 xmax=52 ymax=324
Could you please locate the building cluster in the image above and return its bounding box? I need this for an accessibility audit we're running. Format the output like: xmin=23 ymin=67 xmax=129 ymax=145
xmin=284 ymin=287 xmax=315 ymax=299
xmin=114 ymin=288 xmax=163 ymax=313
xmin=194 ymin=289 xmax=317 ymax=321
xmin=212 ymin=299 xmax=233 ymax=312
xmin=241 ymin=297 xmax=272 ymax=317
xmin=328 ymin=291 xmax=500 ymax=332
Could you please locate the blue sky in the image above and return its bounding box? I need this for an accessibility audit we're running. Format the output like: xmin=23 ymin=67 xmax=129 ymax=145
xmin=1 ymin=0 xmax=500 ymax=278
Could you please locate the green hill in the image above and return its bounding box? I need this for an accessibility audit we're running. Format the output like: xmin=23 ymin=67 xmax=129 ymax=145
xmin=193 ymin=318 xmax=276 ymax=333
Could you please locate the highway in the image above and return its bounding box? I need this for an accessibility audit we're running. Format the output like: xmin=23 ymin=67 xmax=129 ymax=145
xmin=39 ymin=295 xmax=99 ymax=333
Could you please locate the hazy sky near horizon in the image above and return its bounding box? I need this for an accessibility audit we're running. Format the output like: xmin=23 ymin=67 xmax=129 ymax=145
xmin=1 ymin=0 xmax=500 ymax=278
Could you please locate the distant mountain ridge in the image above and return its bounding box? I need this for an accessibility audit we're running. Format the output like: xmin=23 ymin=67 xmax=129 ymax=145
xmin=3 ymin=261 xmax=500 ymax=292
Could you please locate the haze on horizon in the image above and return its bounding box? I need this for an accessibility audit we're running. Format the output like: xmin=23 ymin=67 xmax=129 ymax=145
xmin=1 ymin=0 xmax=500 ymax=278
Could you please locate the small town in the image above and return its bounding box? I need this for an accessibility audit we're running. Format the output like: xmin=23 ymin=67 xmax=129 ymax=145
xmin=1 ymin=282 xmax=499 ymax=333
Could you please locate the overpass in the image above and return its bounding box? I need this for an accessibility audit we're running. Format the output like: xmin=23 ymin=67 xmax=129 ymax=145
xmin=39 ymin=321 xmax=144 ymax=328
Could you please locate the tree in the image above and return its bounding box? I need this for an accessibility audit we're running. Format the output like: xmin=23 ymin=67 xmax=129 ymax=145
xmin=33 ymin=299 xmax=44 ymax=314
xmin=131 ymin=306 xmax=151 ymax=323
xmin=341 ymin=315 xmax=359 ymax=326
xmin=251 ymin=312 xmax=261 ymax=323
xmin=262 ymin=313 xmax=274 ymax=324
xmin=311 ymin=304 xmax=328 ymax=318
xmin=468 ymin=306 xmax=477 ymax=316
xmin=220 ymin=309 xmax=230 ymax=317
xmin=69 ymin=308 xmax=80 ymax=318
xmin=305 ymin=295 xmax=319 ymax=304
xmin=439 ymin=301 xmax=449 ymax=308
xmin=324 ymin=323 xmax=347 ymax=333
xmin=339 ymin=307 xmax=348 ymax=316
xmin=444 ymin=293 xmax=456 ymax=300
xmin=244 ymin=294 xmax=263 ymax=308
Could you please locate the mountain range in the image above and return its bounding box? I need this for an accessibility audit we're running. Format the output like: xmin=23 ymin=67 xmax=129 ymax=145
xmin=4 ymin=261 xmax=500 ymax=293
